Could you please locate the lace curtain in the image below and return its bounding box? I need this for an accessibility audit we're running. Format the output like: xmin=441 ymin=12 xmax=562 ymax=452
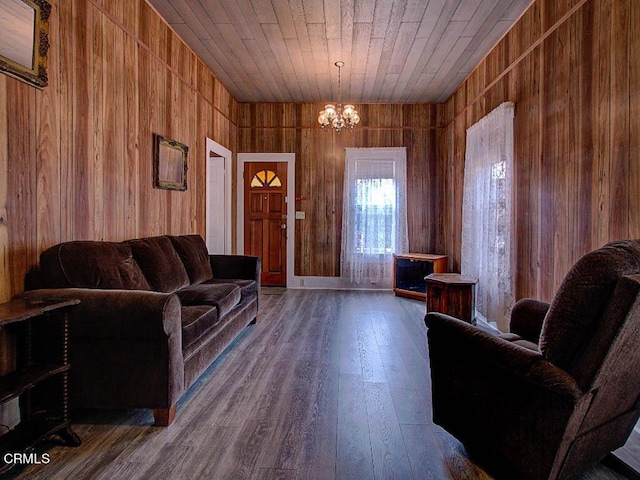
xmin=341 ymin=148 xmax=408 ymax=285
xmin=461 ymin=102 xmax=515 ymax=332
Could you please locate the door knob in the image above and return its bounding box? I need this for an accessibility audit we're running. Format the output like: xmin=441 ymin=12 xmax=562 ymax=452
xmin=281 ymin=224 xmax=287 ymax=230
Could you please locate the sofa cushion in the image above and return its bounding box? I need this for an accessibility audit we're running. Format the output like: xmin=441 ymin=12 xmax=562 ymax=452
xmin=39 ymin=241 xmax=151 ymax=290
xmin=128 ymin=236 xmax=190 ymax=293
xmin=169 ymin=235 xmax=213 ymax=284
xmin=177 ymin=283 xmax=241 ymax=318
xmin=204 ymin=278 xmax=257 ymax=303
xmin=181 ymin=305 xmax=219 ymax=350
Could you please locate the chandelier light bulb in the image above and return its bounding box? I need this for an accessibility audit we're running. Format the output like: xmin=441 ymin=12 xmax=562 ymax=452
xmin=342 ymin=104 xmax=355 ymax=118
xmin=323 ymin=104 xmax=337 ymax=120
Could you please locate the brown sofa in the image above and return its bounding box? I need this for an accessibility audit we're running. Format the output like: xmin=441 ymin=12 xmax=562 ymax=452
xmin=25 ymin=234 xmax=260 ymax=426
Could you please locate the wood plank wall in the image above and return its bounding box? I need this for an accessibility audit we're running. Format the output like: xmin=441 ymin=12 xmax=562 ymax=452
xmin=438 ymin=0 xmax=640 ymax=302
xmin=0 ymin=0 xmax=237 ymax=303
xmin=238 ymin=103 xmax=442 ymax=277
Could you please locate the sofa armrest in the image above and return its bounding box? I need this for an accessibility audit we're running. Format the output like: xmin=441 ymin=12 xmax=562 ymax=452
xmin=509 ymin=298 xmax=550 ymax=342
xmin=23 ymin=288 xmax=185 ymax=411
xmin=209 ymin=255 xmax=261 ymax=283
xmin=23 ymin=288 xmax=182 ymax=340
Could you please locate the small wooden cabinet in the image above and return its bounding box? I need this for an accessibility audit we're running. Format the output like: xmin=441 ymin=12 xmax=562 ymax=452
xmin=393 ymin=253 xmax=447 ymax=300
xmin=0 ymin=297 xmax=81 ymax=473
xmin=426 ymin=273 xmax=478 ymax=324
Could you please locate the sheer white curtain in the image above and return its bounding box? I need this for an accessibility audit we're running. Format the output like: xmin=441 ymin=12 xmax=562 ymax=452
xmin=461 ymin=102 xmax=515 ymax=332
xmin=341 ymin=148 xmax=408 ymax=285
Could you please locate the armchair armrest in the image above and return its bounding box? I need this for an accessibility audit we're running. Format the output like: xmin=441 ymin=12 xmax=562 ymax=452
xmin=509 ymin=298 xmax=550 ymax=342
xmin=209 ymin=255 xmax=261 ymax=282
xmin=425 ymin=312 xmax=580 ymax=398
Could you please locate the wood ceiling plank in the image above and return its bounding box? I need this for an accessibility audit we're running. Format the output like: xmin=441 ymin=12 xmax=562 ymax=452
xmin=415 ymin=0 xmax=447 ymax=39
xmin=285 ymin=38 xmax=314 ymax=98
xmin=303 ymin=0 xmax=325 ymax=24
xmin=425 ymin=21 xmax=468 ymax=74
xmin=370 ymin=0 xmax=408 ymax=99
xmin=197 ymin=0 xmax=231 ymax=25
xmin=341 ymin=0 xmax=355 ymax=65
xmin=220 ymin=0 xmax=255 ymax=39
xmin=148 ymin=0 xmax=183 ymax=23
xmin=324 ymin=0 xmax=342 ymax=39
xmin=271 ymin=0 xmax=298 ymax=38
xmin=308 ymin=23 xmax=330 ymax=93
xmin=363 ymin=37 xmax=384 ymax=102
xmin=164 ymin=0 xmax=210 ymax=38
xmin=372 ymin=0 xmax=396 ymax=39
xmin=452 ymin=0 xmax=483 ymax=22
xmin=250 ymin=0 xmax=278 ymax=24
xmin=351 ymin=22 xmax=373 ymax=75
xmin=388 ymin=21 xmax=420 ymax=74
xmin=262 ymin=23 xmax=295 ymax=74
xmin=354 ymin=0 xmax=375 ymax=23
xmin=428 ymin=35 xmax=473 ymax=98
xmin=403 ymin=0 xmax=428 ymax=23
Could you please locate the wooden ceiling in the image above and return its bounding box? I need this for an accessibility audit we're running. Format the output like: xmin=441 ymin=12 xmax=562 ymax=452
xmin=147 ymin=0 xmax=533 ymax=103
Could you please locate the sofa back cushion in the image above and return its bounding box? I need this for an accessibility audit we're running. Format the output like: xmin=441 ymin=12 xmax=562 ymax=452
xmin=128 ymin=236 xmax=190 ymax=292
xmin=169 ymin=235 xmax=213 ymax=284
xmin=39 ymin=241 xmax=151 ymax=290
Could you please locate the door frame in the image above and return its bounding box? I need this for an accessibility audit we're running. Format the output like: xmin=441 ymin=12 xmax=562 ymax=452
xmin=237 ymin=153 xmax=295 ymax=287
xmin=206 ymin=137 xmax=232 ymax=254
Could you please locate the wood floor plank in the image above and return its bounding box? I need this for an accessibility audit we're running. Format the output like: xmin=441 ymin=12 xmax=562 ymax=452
xmin=364 ymin=381 xmax=414 ymax=479
xmin=401 ymin=423 xmax=450 ymax=480
xmin=8 ymin=290 xmax=633 ymax=480
xmin=336 ymin=373 xmax=374 ymax=480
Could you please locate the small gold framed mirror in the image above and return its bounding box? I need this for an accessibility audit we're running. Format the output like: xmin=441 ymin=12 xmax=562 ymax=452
xmin=153 ymin=134 xmax=188 ymax=191
xmin=0 ymin=0 xmax=51 ymax=88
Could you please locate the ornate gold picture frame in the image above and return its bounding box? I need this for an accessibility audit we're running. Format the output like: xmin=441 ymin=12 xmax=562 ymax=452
xmin=153 ymin=134 xmax=188 ymax=191
xmin=0 ymin=0 xmax=51 ymax=88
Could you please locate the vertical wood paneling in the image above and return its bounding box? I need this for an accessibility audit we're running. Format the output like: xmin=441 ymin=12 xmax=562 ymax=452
xmin=631 ymin=0 xmax=640 ymax=238
xmin=6 ymin=80 xmax=37 ymax=295
xmin=0 ymin=75 xmax=10 ymax=303
xmin=0 ymin=0 xmax=238 ymax=302
xmin=239 ymin=103 xmax=441 ymax=277
xmin=439 ymin=0 xmax=639 ymax=303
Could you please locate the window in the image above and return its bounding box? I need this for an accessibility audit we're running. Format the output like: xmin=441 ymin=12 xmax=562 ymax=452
xmin=462 ymin=102 xmax=514 ymax=331
xmin=250 ymin=169 xmax=281 ymax=188
xmin=354 ymin=175 xmax=396 ymax=254
xmin=341 ymin=148 xmax=408 ymax=285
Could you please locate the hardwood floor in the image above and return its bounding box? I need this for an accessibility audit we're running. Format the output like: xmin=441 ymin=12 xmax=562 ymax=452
xmin=8 ymin=290 xmax=634 ymax=479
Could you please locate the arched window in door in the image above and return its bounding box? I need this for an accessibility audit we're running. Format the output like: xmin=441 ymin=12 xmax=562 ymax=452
xmin=250 ymin=170 xmax=282 ymax=188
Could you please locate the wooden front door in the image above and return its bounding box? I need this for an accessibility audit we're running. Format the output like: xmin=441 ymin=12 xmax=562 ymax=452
xmin=244 ymin=162 xmax=287 ymax=286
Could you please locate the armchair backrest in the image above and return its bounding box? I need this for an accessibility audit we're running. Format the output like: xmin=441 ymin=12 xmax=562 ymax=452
xmin=539 ymin=240 xmax=640 ymax=392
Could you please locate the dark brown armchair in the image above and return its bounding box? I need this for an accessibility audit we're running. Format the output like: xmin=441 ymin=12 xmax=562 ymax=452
xmin=425 ymin=240 xmax=640 ymax=479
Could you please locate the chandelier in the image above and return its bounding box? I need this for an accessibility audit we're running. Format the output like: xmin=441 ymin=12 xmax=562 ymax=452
xmin=318 ymin=61 xmax=360 ymax=133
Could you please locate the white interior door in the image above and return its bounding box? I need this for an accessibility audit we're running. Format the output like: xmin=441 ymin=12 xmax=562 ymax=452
xmin=206 ymin=137 xmax=232 ymax=254
xmin=207 ymin=155 xmax=226 ymax=253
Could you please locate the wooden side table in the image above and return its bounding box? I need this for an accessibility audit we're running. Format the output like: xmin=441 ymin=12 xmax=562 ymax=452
xmin=425 ymin=273 xmax=478 ymax=324
xmin=0 ymin=296 xmax=81 ymax=473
